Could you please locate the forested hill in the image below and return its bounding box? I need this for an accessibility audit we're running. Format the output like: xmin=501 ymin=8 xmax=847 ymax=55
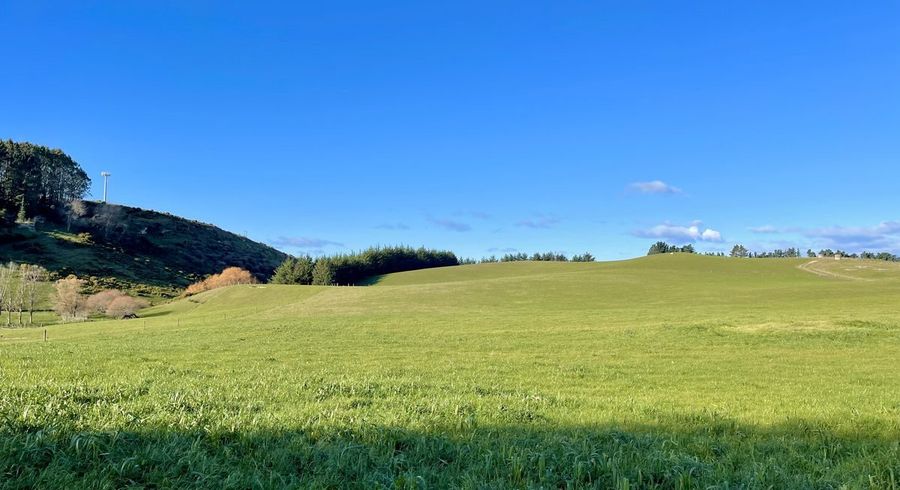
xmin=0 ymin=202 xmax=287 ymax=297
xmin=0 ymin=140 xmax=287 ymax=296
xmin=0 ymin=140 xmax=90 ymax=221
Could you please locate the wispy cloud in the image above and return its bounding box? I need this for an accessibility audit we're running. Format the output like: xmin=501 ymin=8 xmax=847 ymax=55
xmin=455 ymin=210 xmax=492 ymax=220
xmin=487 ymin=247 xmax=518 ymax=253
xmin=428 ymin=217 xmax=471 ymax=232
xmin=271 ymin=236 xmax=344 ymax=248
xmin=515 ymin=215 xmax=561 ymax=229
xmin=743 ymin=221 xmax=900 ymax=253
xmin=632 ymin=221 xmax=723 ymax=242
xmin=803 ymin=221 xmax=900 ymax=252
xmin=375 ymin=222 xmax=410 ymax=230
xmin=749 ymin=225 xmax=780 ymax=234
xmin=628 ymin=180 xmax=682 ymax=195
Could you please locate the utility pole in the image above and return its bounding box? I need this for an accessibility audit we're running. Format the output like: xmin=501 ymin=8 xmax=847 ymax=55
xmin=101 ymin=172 xmax=111 ymax=203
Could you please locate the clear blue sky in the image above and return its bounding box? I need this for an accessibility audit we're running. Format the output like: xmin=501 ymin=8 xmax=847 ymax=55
xmin=2 ymin=1 xmax=899 ymax=259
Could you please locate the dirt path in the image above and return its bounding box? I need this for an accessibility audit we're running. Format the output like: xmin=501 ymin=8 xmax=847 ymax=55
xmin=797 ymin=259 xmax=871 ymax=281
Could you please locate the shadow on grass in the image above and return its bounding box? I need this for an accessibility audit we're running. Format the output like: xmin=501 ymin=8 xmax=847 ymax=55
xmin=2 ymin=417 xmax=897 ymax=489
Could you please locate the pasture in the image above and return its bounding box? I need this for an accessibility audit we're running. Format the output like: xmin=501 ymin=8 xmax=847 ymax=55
xmin=1 ymin=254 xmax=898 ymax=488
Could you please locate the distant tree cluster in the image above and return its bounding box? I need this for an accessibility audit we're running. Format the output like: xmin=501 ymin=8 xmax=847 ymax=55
xmin=270 ymin=246 xmax=458 ymax=286
xmin=0 ymin=263 xmax=48 ymax=325
xmin=0 ymin=140 xmax=90 ymax=222
xmin=185 ymin=267 xmax=258 ymax=295
xmin=726 ymin=246 xmax=898 ymax=261
xmin=859 ymin=251 xmax=899 ymax=261
xmin=748 ymin=247 xmax=802 ymax=258
xmin=813 ymin=249 xmax=898 ymax=261
xmin=647 ymin=241 xmax=695 ymax=255
xmin=474 ymin=251 xmax=595 ymax=263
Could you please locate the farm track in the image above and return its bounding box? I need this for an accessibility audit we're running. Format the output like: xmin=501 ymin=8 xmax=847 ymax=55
xmin=797 ymin=259 xmax=871 ymax=281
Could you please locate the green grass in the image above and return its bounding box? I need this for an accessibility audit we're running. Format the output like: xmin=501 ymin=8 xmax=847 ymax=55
xmin=1 ymin=255 xmax=899 ymax=488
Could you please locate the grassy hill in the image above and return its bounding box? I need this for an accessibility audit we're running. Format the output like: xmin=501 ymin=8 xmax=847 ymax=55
xmin=2 ymin=254 xmax=899 ymax=487
xmin=0 ymin=201 xmax=287 ymax=296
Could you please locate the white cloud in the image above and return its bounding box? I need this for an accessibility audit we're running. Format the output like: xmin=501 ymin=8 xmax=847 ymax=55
xmin=628 ymin=180 xmax=682 ymax=195
xmin=633 ymin=222 xmax=723 ymax=242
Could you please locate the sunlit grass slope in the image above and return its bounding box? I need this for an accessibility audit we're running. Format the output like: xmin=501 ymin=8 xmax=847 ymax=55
xmin=2 ymin=254 xmax=899 ymax=488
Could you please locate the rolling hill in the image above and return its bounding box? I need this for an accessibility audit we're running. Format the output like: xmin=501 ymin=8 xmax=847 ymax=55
xmin=2 ymin=254 xmax=899 ymax=487
xmin=0 ymin=201 xmax=287 ymax=296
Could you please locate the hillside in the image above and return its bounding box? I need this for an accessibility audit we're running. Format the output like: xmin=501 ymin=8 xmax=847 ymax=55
xmin=2 ymin=254 xmax=899 ymax=487
xmin=0 ymin=201 xmax=287 ymax=296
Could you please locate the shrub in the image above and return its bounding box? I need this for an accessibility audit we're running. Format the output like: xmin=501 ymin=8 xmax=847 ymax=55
xmin=105 ymin=296 xmax=150 ymax=318
xmin=86 ymin=289 xmax=126 ymax=315
xmin=184 ymin=266 xmax=258 ymax=296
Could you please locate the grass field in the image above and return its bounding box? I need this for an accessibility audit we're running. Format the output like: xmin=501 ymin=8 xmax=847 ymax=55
xmin=1 ymin=254 xmax=899 ymax=488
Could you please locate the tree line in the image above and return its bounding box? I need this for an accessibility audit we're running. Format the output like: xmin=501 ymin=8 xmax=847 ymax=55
xmin=728 ymin=245 xmax=899 ymax=261
xmin=0 ymin=140 xmax=90 ymax=222
xmin=271 ymin=246 xmax=459 ymax=286
xmin=473 ymin=251 xmax=595 ymax=263
xmin=727 ymin=245 xmax=803 ymax=258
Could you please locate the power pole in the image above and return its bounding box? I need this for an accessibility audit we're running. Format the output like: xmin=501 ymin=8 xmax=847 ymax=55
xmin=101 ymin=172 xmax=111 ymax=203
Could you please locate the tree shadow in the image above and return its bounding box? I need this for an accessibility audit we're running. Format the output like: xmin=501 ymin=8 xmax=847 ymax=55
xmin=1 ymin=416 xmax=897 ymax=488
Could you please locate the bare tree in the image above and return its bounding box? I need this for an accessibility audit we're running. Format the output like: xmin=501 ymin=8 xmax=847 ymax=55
xmin=66 ymin=199 xmax=88 ymax=232
xmin=21 ymin=264 xmax=47 ymax=324
xmin=11 ymin=271 xmax=24 ymax=325
xmin=54 ymin=275 xmax=86 ymax=322
xmin=0 ymin=263 xmax=15 ymax=326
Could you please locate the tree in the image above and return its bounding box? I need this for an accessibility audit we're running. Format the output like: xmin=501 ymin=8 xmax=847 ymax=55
xmin=16 ymin=198 xmax=27 ymax=223
xmin=0 ymin=140 xmax=90 ymax=220
xmin=572 ymin=252 xmax=595 ymax=262
xmin=271 ymin=256 xmax=315 ymax=285
xmin=648 ymin=241 xmax=671 ymax=255
xmin=54 ymin=275 xmax=86 ymax=321
xmin=0 ymin=263 xmax=16 ymax=326
xmin=311 ymin=259 xmax=334 ymax=285
xmin=105 ymin=296 xmax=149 ymax=319
xmin=20 ymin=264 xmax=47 ymax=324
xmin=730 ymin=244 xmax=749 ymax=258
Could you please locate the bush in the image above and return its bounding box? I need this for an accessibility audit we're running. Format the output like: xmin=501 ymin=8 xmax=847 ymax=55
xmin=184 ymin=267 xmax=258 ymax=296
xmin=86 ymin=289 xmax=125 ymax=315
xmin=105 ymin=296 xmax=150 ymax=318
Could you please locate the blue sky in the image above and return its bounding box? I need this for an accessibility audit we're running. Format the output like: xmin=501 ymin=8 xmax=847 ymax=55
xmin=2 ymin=1 xmax=899 ymax=259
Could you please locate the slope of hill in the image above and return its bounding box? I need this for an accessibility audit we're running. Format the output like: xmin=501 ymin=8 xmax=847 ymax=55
xmin=2 ymin=255 xmax=899 ymax=487
xmin=0 ymin=201 xmax=287 ymax=296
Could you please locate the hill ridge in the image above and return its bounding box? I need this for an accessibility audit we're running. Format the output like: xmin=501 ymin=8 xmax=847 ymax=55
xmin=0 ymin=201 xmax=287 ymax=296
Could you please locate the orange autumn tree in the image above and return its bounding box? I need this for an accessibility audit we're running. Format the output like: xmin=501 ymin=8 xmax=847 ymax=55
xmin=184 ymin=267 xmax=258 ymax=296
